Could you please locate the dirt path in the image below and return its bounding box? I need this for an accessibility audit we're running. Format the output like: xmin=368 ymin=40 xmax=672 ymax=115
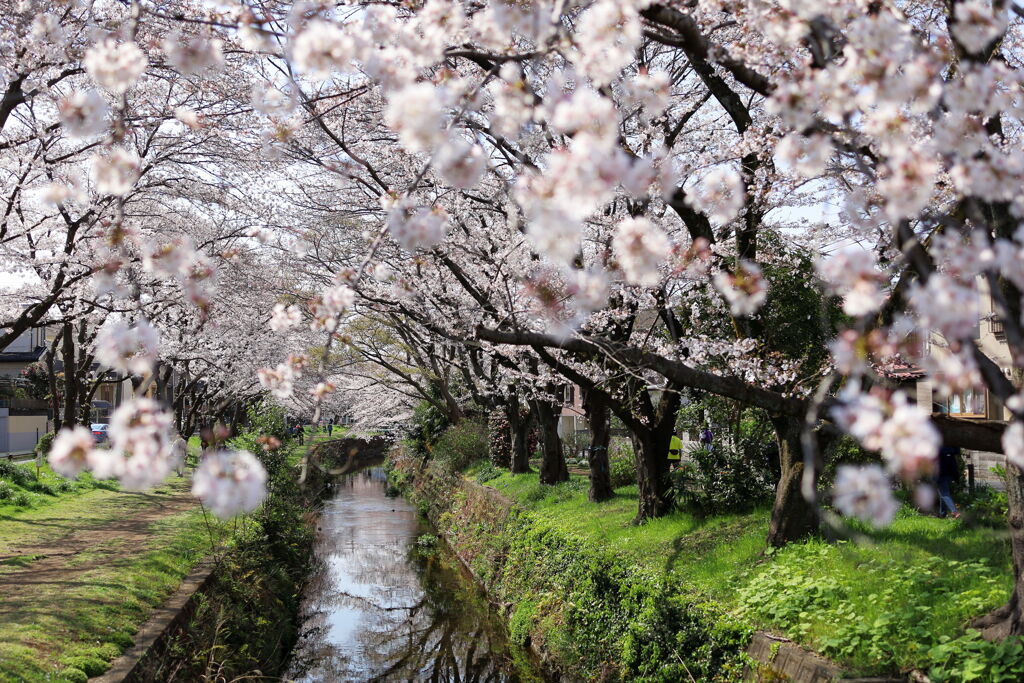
xmin=0 ymin=483 xmax=197 ymax=589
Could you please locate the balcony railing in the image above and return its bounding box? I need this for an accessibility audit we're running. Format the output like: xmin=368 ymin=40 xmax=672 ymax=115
xmin=992 ymin=317 xmax=1006 ymax=341
xmin=0 ymin=398 xmax=50 ymax=410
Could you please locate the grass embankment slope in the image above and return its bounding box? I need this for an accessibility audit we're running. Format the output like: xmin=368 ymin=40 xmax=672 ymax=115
xmin=474 ymin=468 xmax=1020 ymax=681
xmin=0 ymin=460 xmax=224 ymax=683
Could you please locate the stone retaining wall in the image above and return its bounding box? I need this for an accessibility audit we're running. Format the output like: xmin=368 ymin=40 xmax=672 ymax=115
xmin=90 ymin=560 xmax=216 ymax=682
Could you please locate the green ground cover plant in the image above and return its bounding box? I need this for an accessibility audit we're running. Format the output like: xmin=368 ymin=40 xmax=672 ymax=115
xmin=396 ymin=449 xmax=1020 ymax=681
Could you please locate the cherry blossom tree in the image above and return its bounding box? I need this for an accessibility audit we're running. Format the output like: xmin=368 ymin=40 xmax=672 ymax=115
xmin=9 ymin=0 xmax=1024 ymax=636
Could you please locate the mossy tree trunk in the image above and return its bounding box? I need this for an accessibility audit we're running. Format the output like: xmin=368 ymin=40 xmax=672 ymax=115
xmin=507 ymin=399 xmax=533 ymax=474
xmin=583 ymin=388 xmax=613 ymax=502
xmin=766 ymin=415 xmax=819 ymax=547
xmin=532 ymin=398 xmax=568 ymax=485
xmin=629 ymin=388 xmax=681 ymax=522
xmin=974 ymin=463 xmax=1024 ymax=638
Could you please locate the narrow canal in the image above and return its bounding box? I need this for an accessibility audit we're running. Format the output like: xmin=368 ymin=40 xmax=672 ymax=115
xmin=286 ymin=466 xmax=543 ymax=682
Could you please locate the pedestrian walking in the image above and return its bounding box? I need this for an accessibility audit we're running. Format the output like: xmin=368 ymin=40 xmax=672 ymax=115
xmin=937 ymin=445 xmax=961 ymax=519
xmin=699 ymin=425 xmax=713 ymax=452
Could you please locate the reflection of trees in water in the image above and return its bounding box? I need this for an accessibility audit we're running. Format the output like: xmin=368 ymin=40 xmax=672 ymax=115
xmin=354 ymin=551 xmax=521 ymax=682
xmin=288 ymin=469 xmax=535 ymax=682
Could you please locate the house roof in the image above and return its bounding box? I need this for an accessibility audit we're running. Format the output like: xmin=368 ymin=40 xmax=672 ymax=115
xmin=0 ymin=348 xmax=45 ymax=363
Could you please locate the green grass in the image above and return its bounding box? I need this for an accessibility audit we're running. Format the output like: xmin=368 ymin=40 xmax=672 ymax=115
xmin=0 ymin=460 xmax=119 ymax=516
xmin=484 ymin=470 xmax=1015 ymax=676
xmin=0 ymin=480 xmax=227 ymax=682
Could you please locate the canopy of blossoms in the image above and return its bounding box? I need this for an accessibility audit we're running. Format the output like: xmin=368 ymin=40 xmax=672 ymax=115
xmin=5 ymin=0 xmax=1024 ymax=634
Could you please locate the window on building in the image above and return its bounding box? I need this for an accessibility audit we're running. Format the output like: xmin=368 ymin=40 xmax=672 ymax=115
xmin=937 ymin=388 xmax=987 ymax=418
xmin=563 ymin=385 xmax=575 ymax=405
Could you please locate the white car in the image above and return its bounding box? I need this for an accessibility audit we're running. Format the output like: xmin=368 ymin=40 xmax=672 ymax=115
xmin=90 ymin=423 xmax=109 ymax=444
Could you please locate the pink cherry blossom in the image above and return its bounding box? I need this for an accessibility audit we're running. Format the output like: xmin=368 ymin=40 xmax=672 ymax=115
xmin=833 ymin=465 xmax=899 ymax=528
xmin=192 ymin=450 xmax=267 ymax=518
xmin=48 ymin=427 xmax=97 ymax=479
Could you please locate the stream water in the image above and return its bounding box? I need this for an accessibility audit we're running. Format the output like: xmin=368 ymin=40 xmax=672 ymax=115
xmin=286 ymin=466 xmax=543 ymax=682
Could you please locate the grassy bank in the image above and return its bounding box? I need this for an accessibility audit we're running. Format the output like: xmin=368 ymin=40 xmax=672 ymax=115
xmin=0 ymin=478 xmax=225 ymax=683
xmin=391 ymin=450 xmax=1023 ymax=682
xmin=0 ymin=405 xmax=326 ymax=683
xmin=0 ymin=459 xmax=120 ymax=517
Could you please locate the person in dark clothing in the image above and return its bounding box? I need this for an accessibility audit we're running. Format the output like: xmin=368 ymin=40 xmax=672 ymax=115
xmin=699 ymin=426 xmax=713 ymax=452
xmin=936 ymin=445 xmax=961 ymax=518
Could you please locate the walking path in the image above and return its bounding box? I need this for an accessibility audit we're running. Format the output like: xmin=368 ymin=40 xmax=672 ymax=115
xmin=0 ymin=479 xmax=215 ymax=682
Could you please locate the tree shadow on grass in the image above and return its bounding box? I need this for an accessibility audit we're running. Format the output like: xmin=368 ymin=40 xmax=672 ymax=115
xmin=827 ymin=515 xmax=1012 ymax=566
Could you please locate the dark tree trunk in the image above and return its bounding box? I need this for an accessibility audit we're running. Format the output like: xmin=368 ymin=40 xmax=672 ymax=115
xmin=630 ymin=390 xmax=681 ymax=522
xmin=61 ymin=322 xmax=78 ymax=427
xmin=583 ymin=388 xmax=613 ymax=502
xmin=229 ymin=402 xmax=243 ymax=436
xmin=631 ymin=430 xmax=675 ymax=520
xmin=973 ymin=464 xmax=1024 ymax=638
xmin=45 ymin=332 xmax=62 ymax=433
xmin=766 ymin=415 xmax=819 ymax=547
xmin=509 ymin=401 xmax=533 ymax=474
xmin=532 ymin=399 xmax=568 ymax=485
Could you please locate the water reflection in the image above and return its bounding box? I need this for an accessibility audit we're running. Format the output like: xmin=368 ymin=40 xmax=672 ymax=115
xmin=287 ymin=468 xmax=542 ymax=682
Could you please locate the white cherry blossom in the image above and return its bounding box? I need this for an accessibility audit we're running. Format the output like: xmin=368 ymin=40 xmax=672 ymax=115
xmin=84 ymin=39 xmax=148 ymax=93
xmin=192 ymin=450 xmax=268 ymax=518
xmin=48 ymin=427 xmax=97 ymax=479
xmin=612 ymin=217 xmax=670 ymax=287
xmin=58 ymin=90 xmax=109 ymax=138
xmin=833 ymin=465 xmax=899 ymax=528
xmin=91 ymin=148 xmax=142 ymax=197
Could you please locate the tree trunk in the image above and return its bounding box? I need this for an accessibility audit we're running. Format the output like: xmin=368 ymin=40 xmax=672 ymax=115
xmin=630 ymin=390 xmax=681 ymax=522
xmin=973 ymin=464 xmax=1024 ymax=638
xmin=45 ymin=333 xmax=62 ymax=433
xmin=61 ymin=323 xmax=78 ymax=427
xmin=533 ymin=399 xmax=568 ymax=485
xmin=632 ymin=430 xmax=675 ymax=520
xmin=509 ymin=402 xmax=533 ymax=474
xmin=583 ymin=388 xmax=613 ymax=502
xmin=766 ymin=415 xmax=819 ymax=547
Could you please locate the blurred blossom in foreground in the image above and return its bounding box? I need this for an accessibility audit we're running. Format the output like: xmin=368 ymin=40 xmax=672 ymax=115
xmin=713 ymin=261 xmax=768 ymax=317
xmin=48 ymin=427 xmax=99 ymax=478
xmin=833 ymin=465 xmax=899 ymax=528
xmin=192 ymin=450 xmax=268 ymax=519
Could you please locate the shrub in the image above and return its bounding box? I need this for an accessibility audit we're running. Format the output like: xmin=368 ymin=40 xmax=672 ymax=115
xmin=35 ymin=431 xmax=55 ymax=456
xmin=0 ymin=461 xmax=35 ymax=487
xmin=58 ymin=667 xmax=88 ymax=683
xmin=406 ymin=399 xmax=451 ymax=455
xmin=678 ymin=441 xmax=774 ymax=515
xmin=416 ymin=533 xmax=439 ymax=549
xmin=59 ymin=656 xmax=107 ymax=677
xmin=820 ymin=434 xmax=882 ymax=491
xmin=30 ymin=481 xmax=57 ymax=496
xmin=609 ymin=442 xmax=637 ymax=488
xmin=962 ymin=485 xmax=1008 ymax=528
xmin=0 ymin=481 xmax=13 ymax=500
xmin=13 ymin=492 xmax=32 ymax=508
xmin=488 ymin=411 xmax=512 ymax=468
xmin=432 ymin=419 xmax=489 ymax=472
xmin=473 ymin=460 xmax=501 ymax=483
